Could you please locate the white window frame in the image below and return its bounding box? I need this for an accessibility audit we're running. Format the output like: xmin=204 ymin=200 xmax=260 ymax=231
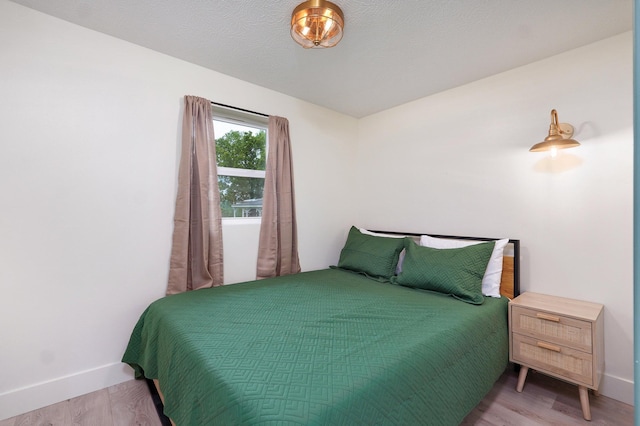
xmin=212 ymin=105 xmax=268 ymax=223
xmin=217 ymin=166 xmax=265 ymax=180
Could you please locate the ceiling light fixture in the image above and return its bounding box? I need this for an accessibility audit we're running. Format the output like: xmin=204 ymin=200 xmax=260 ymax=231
xmin=291 ymin=0 xmax=344 ymax=49
xmin=529 ymin=109 xmax=580 ymax=157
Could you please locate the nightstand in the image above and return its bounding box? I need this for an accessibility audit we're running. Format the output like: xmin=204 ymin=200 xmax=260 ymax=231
xmin=508 ymin=292 xmax=604 ymax=421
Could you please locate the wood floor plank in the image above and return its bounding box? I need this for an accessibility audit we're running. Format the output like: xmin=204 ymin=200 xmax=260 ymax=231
xmin=463 ymin=398 xmax=543 ymax=426
xmin=68 ymin=388 xmax=113 ymax=426
xmin=12 ymin=399 xmax=71 ymax=426
xmin=108 ymin=379 xmax=161 ymax=426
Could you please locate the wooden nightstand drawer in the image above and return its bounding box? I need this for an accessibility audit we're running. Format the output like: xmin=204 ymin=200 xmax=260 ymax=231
xmin=511 ymin=306 xmax=592 ymax=353
xmin=511 ymin=333 xmax=593 ymax=387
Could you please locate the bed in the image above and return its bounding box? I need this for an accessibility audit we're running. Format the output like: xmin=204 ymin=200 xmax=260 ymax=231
xmin=123 ymin=228 xmax=520 ymax=425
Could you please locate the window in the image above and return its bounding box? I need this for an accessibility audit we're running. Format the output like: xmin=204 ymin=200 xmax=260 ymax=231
xmin=213 ymin=105 xmax=268 ymax=218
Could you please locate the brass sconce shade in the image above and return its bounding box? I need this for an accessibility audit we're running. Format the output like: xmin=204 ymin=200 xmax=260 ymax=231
xmin=291 ymin=0 xmax=344 ymax=49
xmin=529 ymin=109 xmax=580 ymax=155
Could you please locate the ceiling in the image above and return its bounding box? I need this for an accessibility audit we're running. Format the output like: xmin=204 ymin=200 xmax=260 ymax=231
xmin=10 ymin=0 xmax=632 ymax=118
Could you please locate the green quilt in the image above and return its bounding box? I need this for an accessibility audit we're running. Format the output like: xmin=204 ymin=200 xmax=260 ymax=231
xmin=122 ymin=269 xmax=508 ymax=425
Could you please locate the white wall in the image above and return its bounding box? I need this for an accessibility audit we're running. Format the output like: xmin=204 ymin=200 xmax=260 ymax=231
xmin=0 ymin=1 xmax=358 ymax=419
xmin=357 ymin=33 xmax=633 ymax=405
xmin=0 ymin=1 xmax=633 ymax=419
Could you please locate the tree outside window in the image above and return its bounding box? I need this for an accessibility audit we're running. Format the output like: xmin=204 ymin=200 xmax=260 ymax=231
xmin=213 ymin=115 xmax=267 ymax=218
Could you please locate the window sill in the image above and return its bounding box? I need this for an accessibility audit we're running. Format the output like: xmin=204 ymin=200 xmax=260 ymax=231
xmin=222 ymin=217 xmax=262 ymax=226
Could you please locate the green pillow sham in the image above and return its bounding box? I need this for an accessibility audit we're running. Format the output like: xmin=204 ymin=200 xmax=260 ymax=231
xmin=337 ymin=226 xmax=406 ymax=280
xmin=392 ymin=239 xmax=495 ymax=304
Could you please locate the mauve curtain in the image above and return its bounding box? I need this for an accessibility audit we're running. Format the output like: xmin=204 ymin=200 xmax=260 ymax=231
xmin=167 ymin=96 xmax=224 ymax=294
xmin=256 ymin=116 xmax=301 ymax=279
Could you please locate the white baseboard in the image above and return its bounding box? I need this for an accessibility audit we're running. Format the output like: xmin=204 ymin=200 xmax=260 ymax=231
xmin=0 ymin=363 xmax=134 ymax=421
xmin=599 ymin=372 xmax=634 ymax=406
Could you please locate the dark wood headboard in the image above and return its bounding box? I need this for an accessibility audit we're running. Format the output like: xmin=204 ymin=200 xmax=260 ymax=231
xmin=370 ymin=230 xmax=520 ymax=299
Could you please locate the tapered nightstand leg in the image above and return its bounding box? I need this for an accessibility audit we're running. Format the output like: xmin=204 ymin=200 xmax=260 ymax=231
xmin=578 ymin=386 xmax=592 ymax=421
xmin=516 ymin=366 xmax=529 ymax=392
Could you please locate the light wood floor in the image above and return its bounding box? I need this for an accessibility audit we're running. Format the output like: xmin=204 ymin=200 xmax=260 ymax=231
xmin=0 ymin=380 xmax=159 ymax=426
xmin=461 ymin=369 xmax=633 ymax=425
xmin=0 ymin=369 xmax=633 ymax=425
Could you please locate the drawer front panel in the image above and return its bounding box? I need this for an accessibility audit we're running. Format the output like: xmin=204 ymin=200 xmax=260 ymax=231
xmin=512 ymin=334 xmax=593 ymax=387
xmin=511 ymin=306 xmax=592 ymax=352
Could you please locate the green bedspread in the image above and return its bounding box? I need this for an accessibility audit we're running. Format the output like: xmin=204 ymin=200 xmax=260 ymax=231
xmin=123 ymin=269 xmax=508 ymax=425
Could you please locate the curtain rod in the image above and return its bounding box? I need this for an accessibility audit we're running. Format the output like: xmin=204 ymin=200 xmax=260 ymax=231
xmin=211 ymin=102 xmax=269 ymax=118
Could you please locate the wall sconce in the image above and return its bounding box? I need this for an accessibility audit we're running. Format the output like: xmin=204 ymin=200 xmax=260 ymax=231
xmin=529 ymin=109 xmax=580 ymax=157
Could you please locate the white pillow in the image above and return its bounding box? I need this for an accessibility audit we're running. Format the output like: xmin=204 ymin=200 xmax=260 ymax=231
xmin=419 ymin=235 xmax=509 ymax=298
xmin=358 ymin=228 xmax=406 ymax=275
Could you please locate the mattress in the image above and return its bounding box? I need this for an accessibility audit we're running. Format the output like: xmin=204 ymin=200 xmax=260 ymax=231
xmin=122 ymin=268 xmax=509 ymax=425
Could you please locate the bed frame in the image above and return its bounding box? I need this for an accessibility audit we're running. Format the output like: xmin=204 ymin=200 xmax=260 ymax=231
xmin=147 ymin=231 xmax=521 ymax=425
